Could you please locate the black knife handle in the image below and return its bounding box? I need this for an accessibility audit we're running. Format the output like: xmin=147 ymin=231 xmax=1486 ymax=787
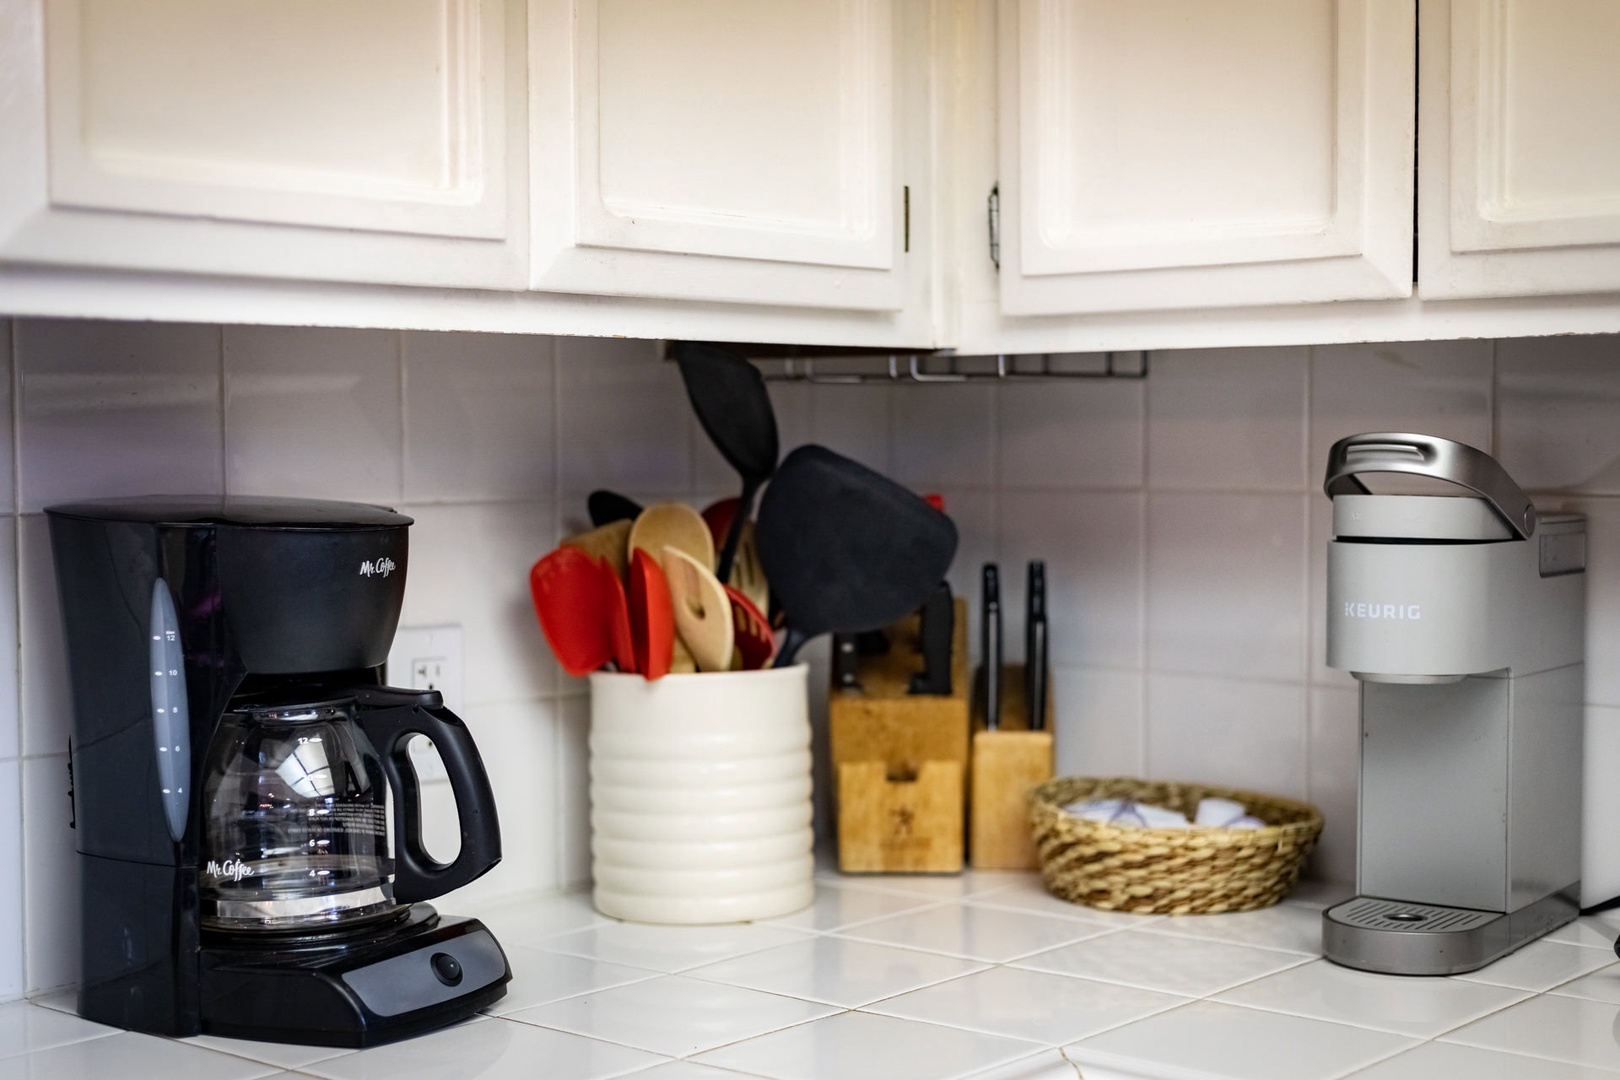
xmin=983 ymin=564 xmax=1001 ymax=730
xmin=1026 ymin=560 xmax=1048 ymax=731
xmin=909 ymin=581 xmax=954 ymax=695
xmin=833 ymin=632 xmax=860 ymax=690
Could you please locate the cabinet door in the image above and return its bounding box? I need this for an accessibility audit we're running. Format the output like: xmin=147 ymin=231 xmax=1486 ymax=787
xmin=1419 ymin=0 xmax=1620 ymax=299
xmin=530 ymin=0 xmax=914 ymax=312
xmin=997 ymin=0 xmax=1416 ymax=315
xmin=0 ymin=0 xmax=524 ymax=289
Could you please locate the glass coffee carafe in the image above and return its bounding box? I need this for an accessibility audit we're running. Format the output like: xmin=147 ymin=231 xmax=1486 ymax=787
xmin=201 ymin=699 xmax=398 ymax=932
xmin=199 ymin=686 xmax=502 ymax=936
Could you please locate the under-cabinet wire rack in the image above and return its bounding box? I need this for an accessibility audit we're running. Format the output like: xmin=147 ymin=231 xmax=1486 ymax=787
xmin=663 ymin=343 xmax=1149 ymax=384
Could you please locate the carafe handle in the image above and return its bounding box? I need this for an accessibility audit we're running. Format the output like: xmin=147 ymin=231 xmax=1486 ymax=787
xmin=353 ymin=686 xmax=503 ymax=903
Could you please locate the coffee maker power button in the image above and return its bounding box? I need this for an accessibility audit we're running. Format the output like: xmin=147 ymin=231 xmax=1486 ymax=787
xmin=430 ymin=952 xmax=464 ymax=987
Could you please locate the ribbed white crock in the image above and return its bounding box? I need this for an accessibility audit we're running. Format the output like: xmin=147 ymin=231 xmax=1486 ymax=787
xmin=587 ymin=664 xmax=814 ymax=923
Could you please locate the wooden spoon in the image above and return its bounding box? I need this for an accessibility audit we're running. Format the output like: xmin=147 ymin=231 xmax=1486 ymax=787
xmin=561 ymin=518 xmax=632 ymax=581
xmin=629 ymin=502 xmax=715 ymax=571
xmin=661 ymin=545 xmax=735 ymax=673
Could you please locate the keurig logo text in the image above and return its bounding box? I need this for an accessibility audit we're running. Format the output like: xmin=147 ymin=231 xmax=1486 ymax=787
xmin=1343 ymin=602 xmax=1421 ymax=620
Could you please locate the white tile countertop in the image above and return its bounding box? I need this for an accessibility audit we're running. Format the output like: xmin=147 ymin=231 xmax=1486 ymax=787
xmin=10 ymin=861 xmax=1620 ymax=1080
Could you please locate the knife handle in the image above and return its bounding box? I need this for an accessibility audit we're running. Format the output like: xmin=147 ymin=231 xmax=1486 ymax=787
xmin=908 ymin=581 xmax=954 ymax=695
xmin=1026 ymin=560 xmax=1048 ymax=731
xmin=833 ymin=632 xmax=860 ymax=690
xmin=983 ymin=564 xmax=1001 ymax=730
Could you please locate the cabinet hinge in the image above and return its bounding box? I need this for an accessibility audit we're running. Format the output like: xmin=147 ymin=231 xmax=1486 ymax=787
xmin=903 ymin=185 xmax=911 ymax=253
xmin=988 ymin=184 xmax=1000 ymax=269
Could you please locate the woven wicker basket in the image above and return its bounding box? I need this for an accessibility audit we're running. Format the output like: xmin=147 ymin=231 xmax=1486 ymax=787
xmin=1029 ymin=776 xmax=1323 ymax=916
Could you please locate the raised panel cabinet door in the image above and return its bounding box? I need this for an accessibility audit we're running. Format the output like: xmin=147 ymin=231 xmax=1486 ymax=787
xmin=998 ymin=0 xmax=1416 ymax=315
xmin=530 ymin=0 xmax=914 ymax=311
xmin=1419 ymin=0 xmax=1620 ymax=298
xmin=0 ymin=0 xmax=525 ymax=289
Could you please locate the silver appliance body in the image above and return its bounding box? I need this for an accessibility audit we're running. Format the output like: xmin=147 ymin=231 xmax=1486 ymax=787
xmin=1321 ymin=433 xmax=1586 ymax=975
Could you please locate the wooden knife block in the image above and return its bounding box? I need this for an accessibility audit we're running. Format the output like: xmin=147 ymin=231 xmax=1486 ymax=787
xmin=829 ymin=599 xmax=970 ymax=873
xmin=969 ymin=665 xmax=1055 ymax=870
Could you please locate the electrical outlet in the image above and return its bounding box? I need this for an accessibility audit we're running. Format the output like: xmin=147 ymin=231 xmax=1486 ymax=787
xmin=387 ymin=625 xmax=464 ymax=783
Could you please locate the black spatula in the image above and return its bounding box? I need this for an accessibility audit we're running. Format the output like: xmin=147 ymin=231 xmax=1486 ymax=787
xmin=672 ymin=342 xmax=779 ymax=583
xmin=756 ymin=444 xmax=958 ymax=667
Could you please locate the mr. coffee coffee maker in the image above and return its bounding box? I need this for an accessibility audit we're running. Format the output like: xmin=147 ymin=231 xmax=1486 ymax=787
xmin=47 ymin=496 xmax=510 ymax=1046
xmin=1320 ymin=434 xmax=1586 ymax=975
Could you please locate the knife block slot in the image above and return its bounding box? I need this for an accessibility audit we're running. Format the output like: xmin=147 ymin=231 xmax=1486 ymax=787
xmin=829 ymin=599 xmax=970 ymax=873
xmin=970 ymin=664 xmax=1055 ymax=870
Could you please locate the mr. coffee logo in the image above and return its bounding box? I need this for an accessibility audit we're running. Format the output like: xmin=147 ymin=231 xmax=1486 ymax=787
xmin=1343 ymin=602 xmax=1422 ymax=621
xmin=206 ymin=857 xmax=251 ymax=883
xmin=359 ymin=557 xmax=396 ymax=579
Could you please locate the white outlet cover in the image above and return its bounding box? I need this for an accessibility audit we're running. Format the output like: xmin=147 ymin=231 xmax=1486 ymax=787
xmin=386 ymin=624 xmax=465 ymax=709
xmin=386 ymin=624 xmax=464 ymax=784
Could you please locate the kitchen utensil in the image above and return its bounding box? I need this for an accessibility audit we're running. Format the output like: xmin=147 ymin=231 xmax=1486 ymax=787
xmin=588 ymin=489 xmax=644 ymax=527
xmin=701 ymin=496 xmax=739 ymax=551
xmin=530 ymin=546 xmax=616 ymax=677
xmin=702 ymin=497 xmax=770 ymax=612
xmin=1025 ymin=560 xmax=1048 ymax=730
xmin=628 ymin=547 xmax=675 ymax=680
xmin=833 ymin=633 xmax=859 ymax=689
xmin=661 ymin=544 xmax=735 ymax=673
xmin=725 ymin=583 xmax=777 ymax=670
xmin=562 ymin=518 xmax=632 ymax=581
xmin=673 ymin=341 xmax=779 ymax=584
xmin=629 ymin=501 xmax=715 ymax=571
xmin=756 ymin=444 xmax=957 ymax=667
xmin=909 ymin=580 xmax=954 ymax=695
xmin=604 ymin=559 xmax=637 ymax=674
xmin=982 ymin=564 xmax=1002 ymax=730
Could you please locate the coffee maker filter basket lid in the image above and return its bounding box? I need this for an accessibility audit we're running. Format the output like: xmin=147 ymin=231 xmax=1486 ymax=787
xmin=44 ymin=495 xmax=413 ymax=530
xmin=1322 ymin=432 xmax=1536 ymax=540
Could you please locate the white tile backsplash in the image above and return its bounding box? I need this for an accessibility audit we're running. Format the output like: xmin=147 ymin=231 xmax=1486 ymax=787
xmin=402 ymin=331 xmax=556 ymax=503
xmin=0 ymin=761 xmax=22 ymax=1001
xmin=1148 ymin=346 xmax=1307 ymax=492
xmin=224 ymin=325 xmax=402 ymax=503
xmin=1145 ymin=673 xmax=1308 ymax=799
xmin=3 ymin=320 xmax=1620 ymax=1010
xmin=892 ymin=383 xmax=995 ymax=489
xmin=1147 ymin=492 xmax=1307 ymax=681
xmin=1000 ymin=374 xmax=1145 ymax=490
xmin=1308 ymin=339 xmax=1495 ymax=478
xmin=1498 ymin=335 xmax=1620 ymax=494
xmin=16 ymin=320 xmax=223 ymax=511
xmin=21 ymin=754 xmax=76 ymax=994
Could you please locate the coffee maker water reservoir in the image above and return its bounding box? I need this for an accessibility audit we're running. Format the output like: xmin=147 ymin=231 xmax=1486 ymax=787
xmin=47 ymin=496 xmax=510 ymax=1045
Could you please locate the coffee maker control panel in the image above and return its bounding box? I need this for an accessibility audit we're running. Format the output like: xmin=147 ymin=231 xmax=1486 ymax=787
xmin=149 ymin=580 xmax=191 ymax=844
xmin=338 ymin=922 xmax=507 ymax=1018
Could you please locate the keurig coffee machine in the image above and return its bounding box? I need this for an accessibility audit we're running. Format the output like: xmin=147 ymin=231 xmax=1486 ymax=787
xmin=47 ymin=496 xmax=510 ymax=1045
xmin=1320 ymin=434 xmax=1586 ymax=975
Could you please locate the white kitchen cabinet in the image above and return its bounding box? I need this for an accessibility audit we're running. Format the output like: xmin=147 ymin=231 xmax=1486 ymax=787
xmin=1419 ymin=0 xmax=1620 ymax=300
xmin=993 ymin=0 xmax=1417 ymax=316
xmin=0 ymin=0 xmax=527 ymax=290
xmin=528 ymin=0 xmax=927 ymax=321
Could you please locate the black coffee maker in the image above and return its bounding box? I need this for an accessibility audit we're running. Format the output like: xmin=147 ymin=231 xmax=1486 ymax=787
xmin=46 ymin=495 xmax=510 ymax=1046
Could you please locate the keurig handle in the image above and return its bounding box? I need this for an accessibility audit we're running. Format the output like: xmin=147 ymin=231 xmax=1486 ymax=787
xmin=353 ymin=686 xmax=503 ymax=904
xmin=1323 ymin=432 xmax=1537 ymax=540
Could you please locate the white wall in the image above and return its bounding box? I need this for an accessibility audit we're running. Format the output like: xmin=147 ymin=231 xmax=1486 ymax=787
xmin=0 ymin=319 xmax=1617 ymax=1001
